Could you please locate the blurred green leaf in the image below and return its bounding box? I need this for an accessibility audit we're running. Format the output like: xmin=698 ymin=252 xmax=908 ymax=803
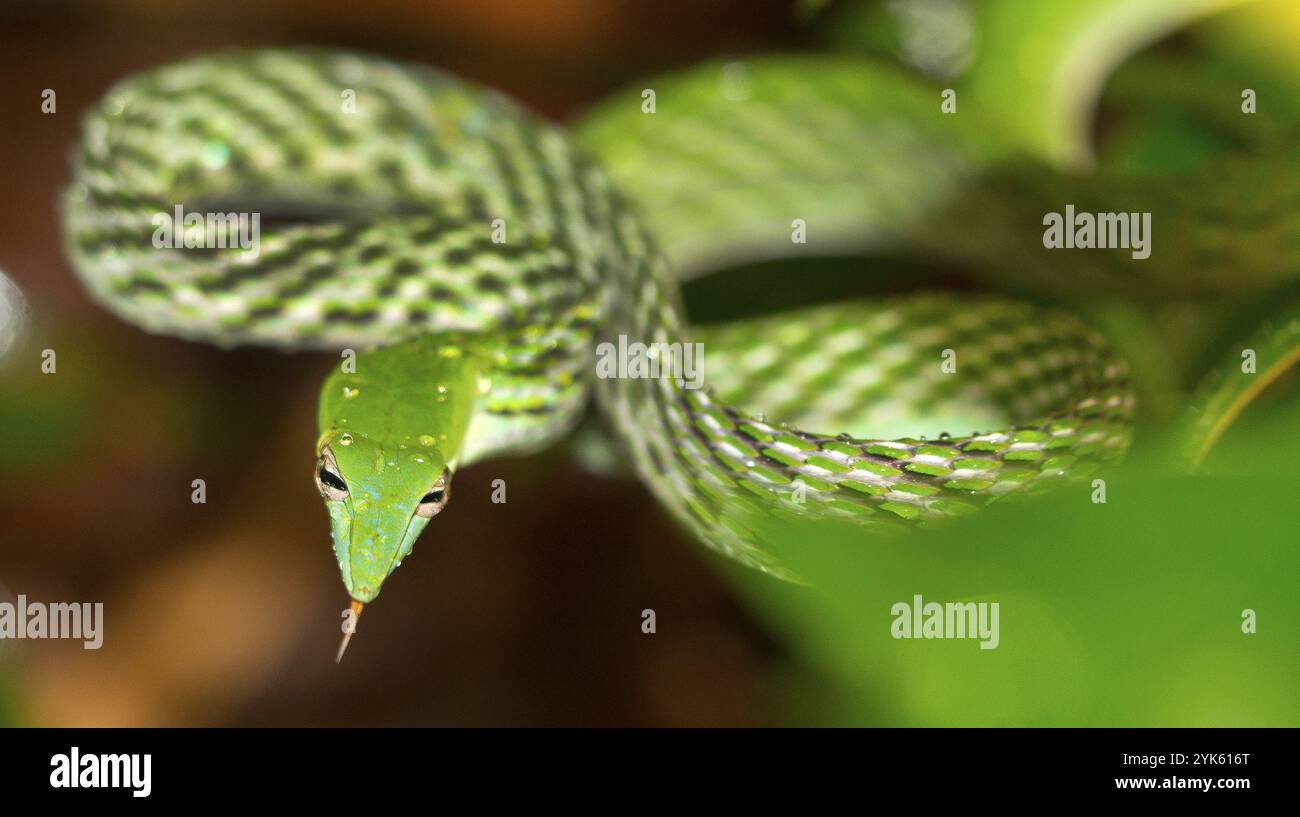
xmin=724 ymin=459 xmax=1299 ymax=725
xmin=966 ymin=0 xmax=1257 ymax=168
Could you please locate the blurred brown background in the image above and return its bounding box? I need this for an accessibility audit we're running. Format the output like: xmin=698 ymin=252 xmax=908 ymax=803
xmin=0 ymin=0 xmax=833 ymax=726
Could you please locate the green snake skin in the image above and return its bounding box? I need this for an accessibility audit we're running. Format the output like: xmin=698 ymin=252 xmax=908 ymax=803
xmin=62 ymin=48 xmax=1135 ymax=575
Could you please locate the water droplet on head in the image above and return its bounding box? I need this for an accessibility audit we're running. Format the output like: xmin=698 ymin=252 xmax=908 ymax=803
xmin=339 ymin=433 xmax=354 ymax=446
xmin=343 ymin=386 xmax=359 ymax=400
xmin=418 ymin=434 xmax=436 ymax=448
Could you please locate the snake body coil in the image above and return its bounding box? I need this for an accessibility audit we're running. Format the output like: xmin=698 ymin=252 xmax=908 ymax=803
xmin=63 ymin=49 xmax=1134 ymax=578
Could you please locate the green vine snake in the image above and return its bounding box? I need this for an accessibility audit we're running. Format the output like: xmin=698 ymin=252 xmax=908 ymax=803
xmin=58 ymin=5 xmax=1293 ymax=656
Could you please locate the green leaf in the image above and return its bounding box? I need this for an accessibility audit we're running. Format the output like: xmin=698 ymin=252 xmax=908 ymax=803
xmin=965 ymin=0 xmax=1257 ymax=168
xmin=1185 ymin=297 xmax=1300 ymax=466
xmin=721 ymin=460 xmax=1300 ymax=725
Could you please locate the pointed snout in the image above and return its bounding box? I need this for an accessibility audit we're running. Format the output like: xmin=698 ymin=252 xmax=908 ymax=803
xmin=342 ymin=502 xmax=423 ymax=604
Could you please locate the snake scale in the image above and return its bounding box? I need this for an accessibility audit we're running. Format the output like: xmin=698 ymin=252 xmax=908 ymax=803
xmin=61 ymin=47 xmax=1139 ymax=614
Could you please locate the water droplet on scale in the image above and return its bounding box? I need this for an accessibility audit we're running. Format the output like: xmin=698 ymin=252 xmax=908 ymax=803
xmin=418 ymin=434 xmax=437 ymax=448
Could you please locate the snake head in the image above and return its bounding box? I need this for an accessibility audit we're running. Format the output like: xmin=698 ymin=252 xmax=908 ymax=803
xmin=316 ymin=432 xmax=451 ymax=603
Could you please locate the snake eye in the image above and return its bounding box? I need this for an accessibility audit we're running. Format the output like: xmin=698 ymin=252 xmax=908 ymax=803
xmin=316 ymin=447 xmax=348 ymax=501
xmin=319 ymin=468 xmax=347 ymax=492
xmin=416 ymin=469 xmax=451 ymax=518
xmin=421 ymin=488 xmax=444 ymax=504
